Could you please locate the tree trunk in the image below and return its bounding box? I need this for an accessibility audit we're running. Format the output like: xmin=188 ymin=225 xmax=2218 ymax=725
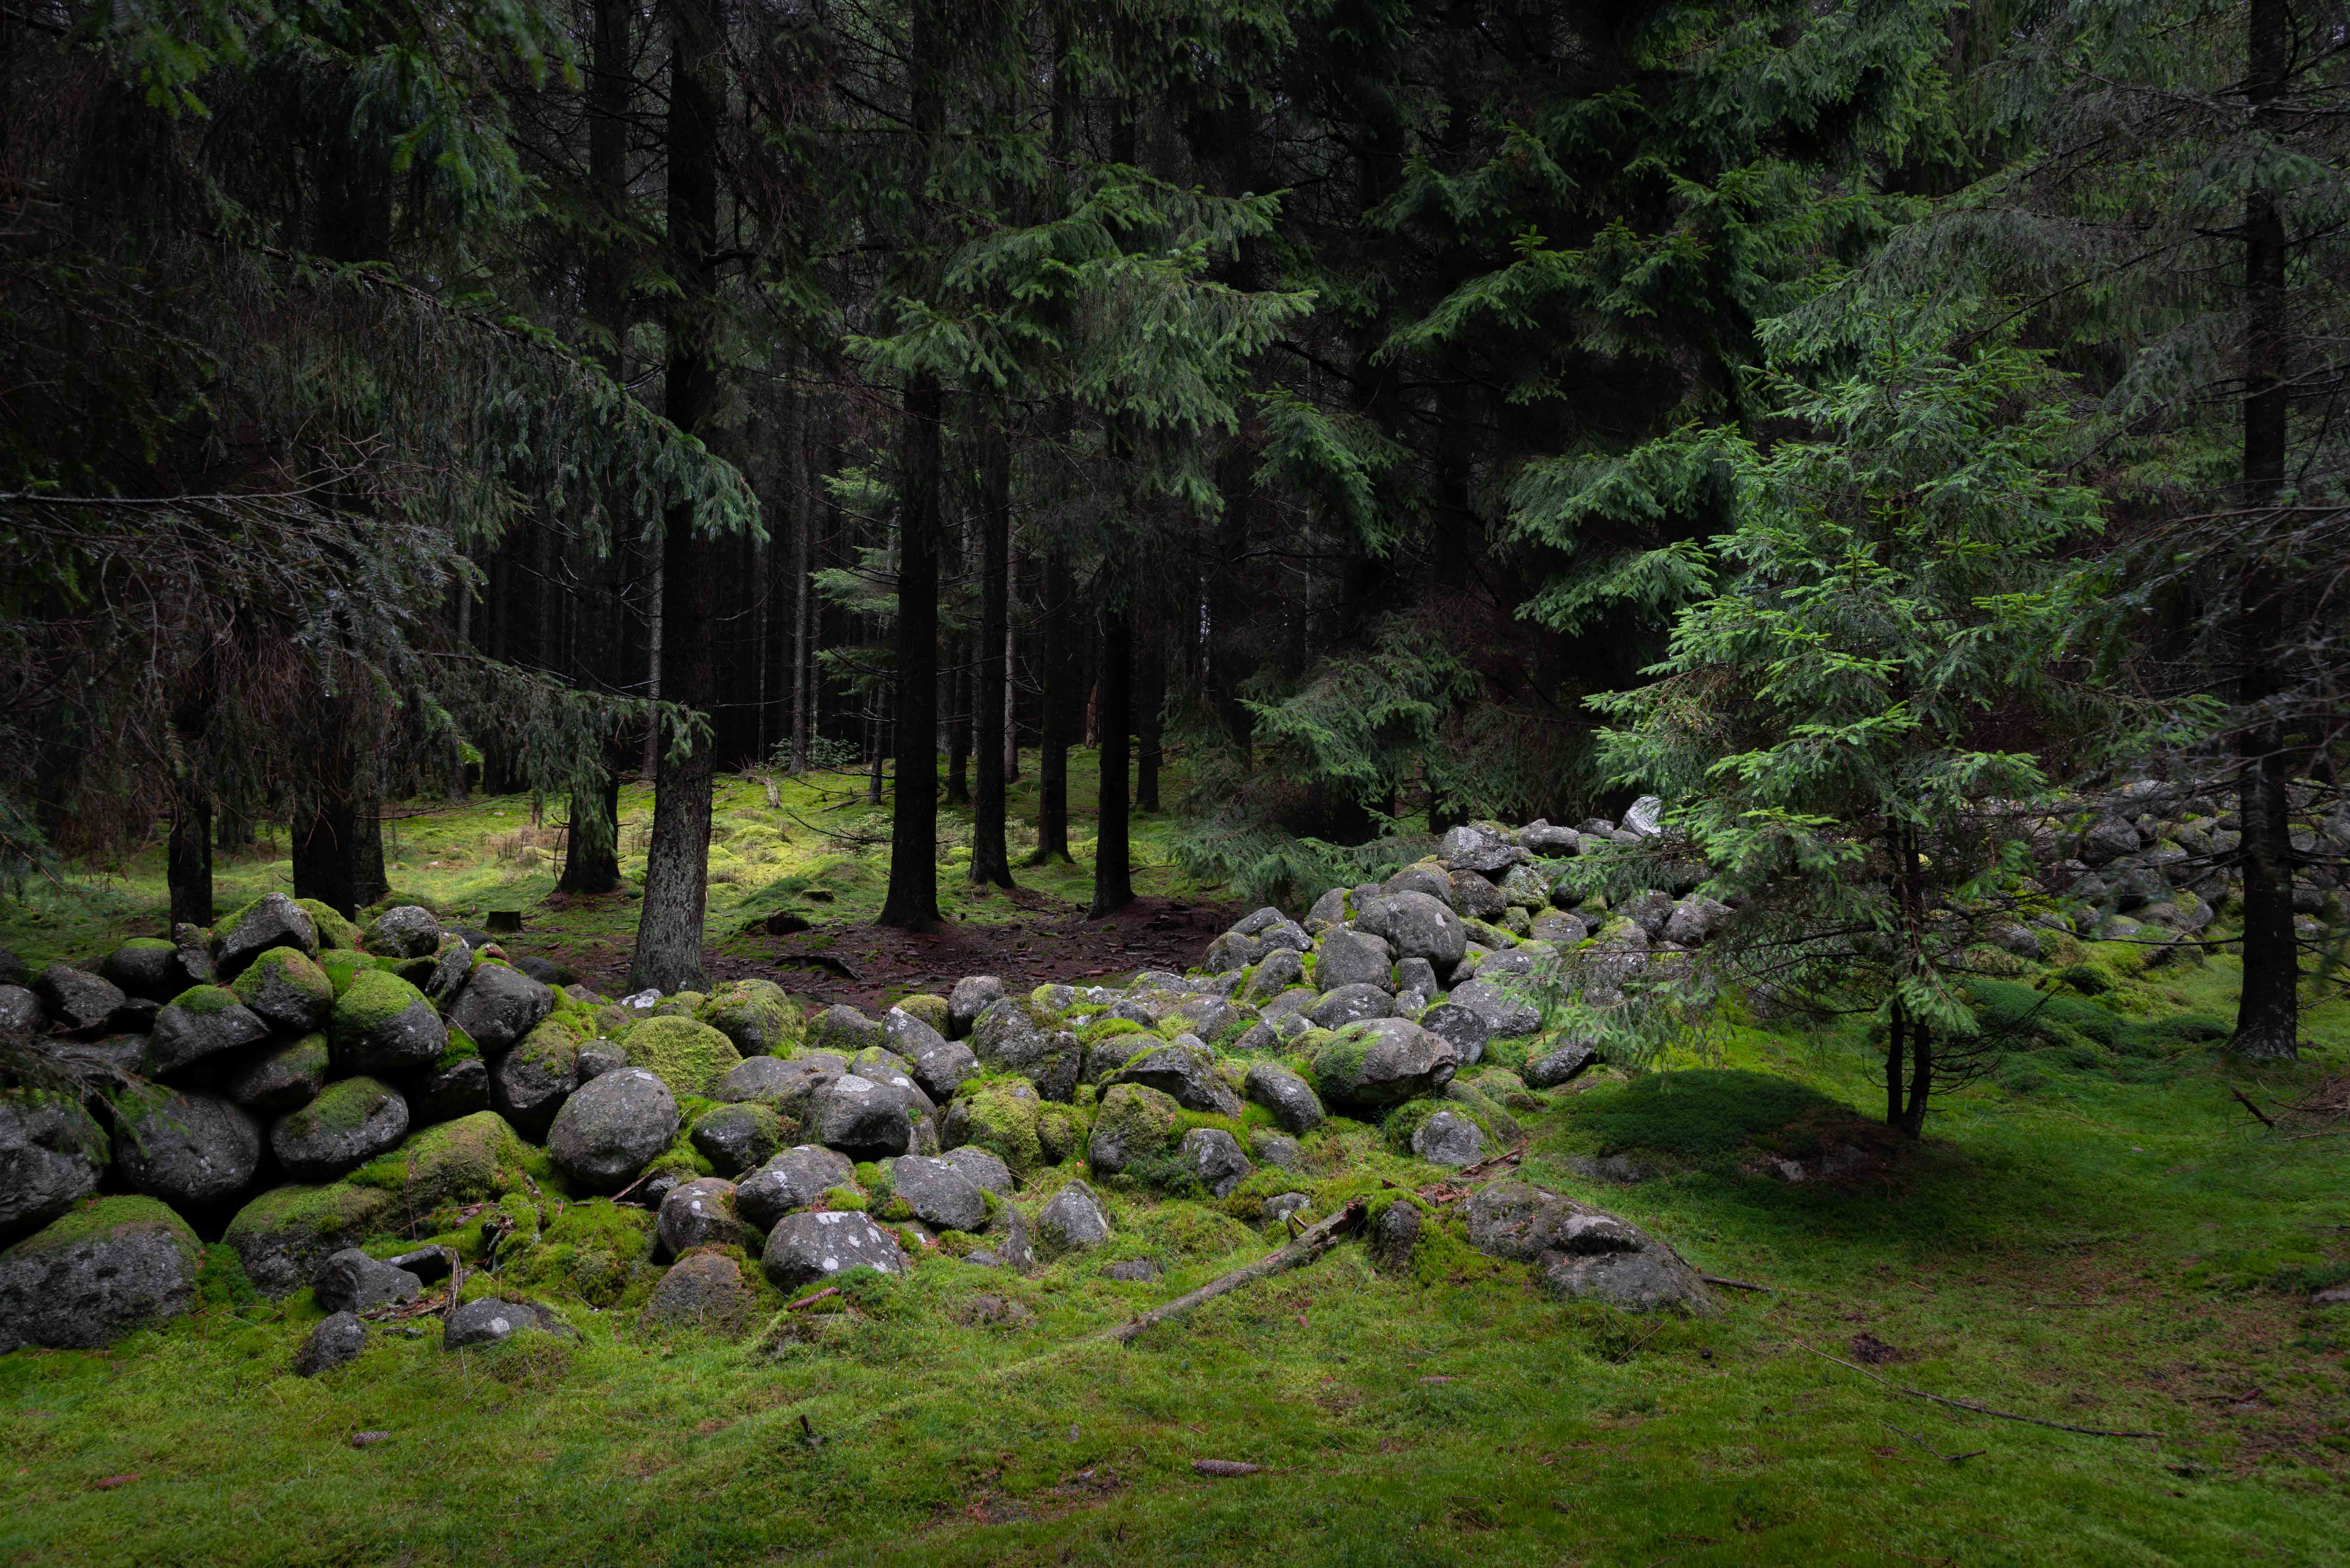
xmin=167 ymin=790 xmax=213 ymax=926
xmin=292 ymin=792 xmax=359 ymax=918
xmin=1901 ymin=1019 xmax=1933 ymax=1139
xmin=1136 ymin=615 xmax=1162 ymax=813
xmin=1090 ymin=604 xmax=1134 ymax=917
xmin=1030 ymin=553 xmax=1075 ymax=862
xmin=1885 ymin=1000 xmax=1906 ymax=1130
xmin=627 ymin=0 xmax=724 ymax=995
xmin=969 ymin=426 xmax=1015 ymax=887
xmin=879 ymin=372 xmax=945 ymax=929
xmin=2232 ymin=0 xmax=2299 ymax=1062
xmin=946 ymin=635 xmax=970 ymax=806
xmin=791 ymin=412 xmax=812 ymax=773
xmin=558 ymin=762 xmax=623 ymax=895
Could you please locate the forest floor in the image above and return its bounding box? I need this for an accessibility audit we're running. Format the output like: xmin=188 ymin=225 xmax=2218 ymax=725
xmin=0 ymin=746 xmax=1244 ymax=1007
xmin=4 ymin=768 xmax=2349 ymax=1565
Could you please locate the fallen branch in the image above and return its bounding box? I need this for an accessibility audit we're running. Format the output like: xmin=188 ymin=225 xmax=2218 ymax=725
xmin=1451 ymin=1141 xmax=1529 ymax=1179
xmin=1885 ymin=1422 xmax=1987 ymax=1463
xmin=2230 ymin=1088 xmax=2276 ymax=1129
xmin=1805 ymin=1346 xmax=2158 ymax=1438
xmin=1104 ymin=1200 xmax=1365 ymax=1346
xmin=785 ymin=1286 xmax=840 ymax=1311
xmin=1190 ymin=1459 xmax=1262 ymax=1477
xmin=1700 ymin=1273 xmax=1775 ymax=1293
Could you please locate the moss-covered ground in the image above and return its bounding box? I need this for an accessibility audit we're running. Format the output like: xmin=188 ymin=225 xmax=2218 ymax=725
xmin=1 ymin=944 xmax=2344 ymax=1565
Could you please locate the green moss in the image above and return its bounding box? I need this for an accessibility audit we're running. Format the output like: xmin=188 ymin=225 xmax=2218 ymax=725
xmin=13 ymin=1196 xmax=198 ymax=1263
xmin=895 ymin=993 xmax=950 ymax=1035
xmin=349 ymin=1111 xmax=527 ymax=1209
xmin=435 ymin=1025 xmax=482 ymax=1072
xmin=293 ymin=899 xmax=365 ymax=951
xmin=316 ymin=951 xmax=379 ymax=996
xmin=281 ymin=1076 xmax=400 ymax=1141
xmin=331 ymin=967 xmax=431 ymax=1045
xmin=193 ymin=1243 xmax=262 ymax=1312
xmin=821 ymin=1186 xmax=868 ymax=1212
xmin=951 ymin=1082 xmax=1046 ymax=1173
xmin=231 ymin=946 xmax=334 ymax=1015
xmin=641 ymin=1130 xmax=715 ymax=1182
xmin=165 ymin=983 xmax=241 ymax=1019
xmin=1079 ymin=1016 xmax=1146 ymax=1046
xmin=620 ymin=1015 xmax=745 ymax=1098
xmin=510 ymin=1018 xmax=581 ymax=1078
xmin=223 ymin=1181 xmax=396 ymax=1256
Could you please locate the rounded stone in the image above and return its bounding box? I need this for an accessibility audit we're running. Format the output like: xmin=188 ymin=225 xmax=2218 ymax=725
xmin=0 ymin=1091 xmax=107 ymax=1241
xmin=657 ymin=1176 xmax=743 ymax=1256
xmin=113 ymin=1088 xmax=262 ymax=1208
xmin=548 ymin=1067 xmax=679 ymax=1193
xmin=734 ymin=1145 xmax=855 ymax=1231
xmin=363 ymin=905 xmax=443 ymax=959
xmin=688 ymin=1103 xmax=783 ymax=1176
xmin=884 ymin=1154 xmax=987 ymax=1232
xmin=759 ymin=1209 xmax=907 ymax=1292
xmin=447 ymin=963 xmax=555 ymax=1053
xmin=329 ymin=969 xmax=448 ymax=1078
xmin=215 ymin=892 xmax=320 ymax=978
xmin=222 ymin=1032 xmax=331 ymax=1112
xmin=271 ymin=1078 xmax=409 ymax=1183
xmin=0 ymin=1196 xmax=202 ymax=1351
xmin=1180 ymin=1127 xmax=1252 ymax=1197
xmin=1410 ymin=1108 xmax=1486 ymax=1167
xmin=231 ymin=946 xmax=336 ymax=1034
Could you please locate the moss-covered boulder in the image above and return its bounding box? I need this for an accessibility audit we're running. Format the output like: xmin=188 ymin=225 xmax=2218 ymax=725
xmin=501 ymin=1198 xmax=652 ymax=1308
xmin=101 ymin=938 xmax=185 ymax=1003
xmin=292 ymin=899 xmax=365 ymax=952
xmin=941 ymin=1079 xmax=1046 ymax=1173
xmin=1086 ymin=1082 xmax=1185 ymax=1178
xmin=404 ymin=1027 xmax=489 ymax=1126
xmin=0 ymin=1090 xmax=107 ymax=1242
xmin=689 ymin=1103 xmax=784 ymax=1176
xmin=232 ymin=946 xmax=336 ymax=1034
xmin=491 ymin=1019 xmax=578 ymax=1140
xmin=330 ymin=969 xmax=447 ymax=1078
xmin=806 ymin=1003 xmax=882 ymax=1056
xmin=1310 ymin=1017 xmax=1459 ymax=1110
xmin=895 ymin=993 xmax=951 ymax=1036
xmin=224 ymin=1180 xmax=399 ymax=1297
xmin=638 ymin=1249 xmax=759 ymax=1335
xmin=316 ymin=950 xmax=379 ymax=997
xmin=698 ymin=979 xmax=802 ymax=1056
xmin=363 ymin=905 xmax=443 ymax=959
xmin=271 ymin=1077 xmax=410 ymax=1183
xmin=145 ymin=984 xmax=270 ymax=1078
xmin=0 ymin=1196 xmax=202 ymax=1351
xmin=621 ymin=1015 xmax=744 ymax=1099
xmin=215 ymin=892 xmax=319 ymax=978
xmin=352 ymin=1110 xmax=528 ymax=1217
xmin=111 ymin=1086 xmax=262 ymax=1209
xmin=223 ymin=1032 xmax=330 ymax=1112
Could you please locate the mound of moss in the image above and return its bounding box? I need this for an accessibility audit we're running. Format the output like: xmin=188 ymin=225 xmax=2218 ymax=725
xmin=1968 ymin=978 xmax=2227 ymax=1057
xmin=1560 ymin=1069 xmax=1853 ymax=1165
xmin=621 ymin=1015 xmax=745 ymax=1098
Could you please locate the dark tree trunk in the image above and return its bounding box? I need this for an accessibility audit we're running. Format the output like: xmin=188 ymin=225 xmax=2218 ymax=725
xmin=969 ymin=426 xmax=1015 ymax=887
xmin=167 ymin=791 xmax=213 ymax=926
xmin=1090 ymin=604 xmax=1134 ymax=917
xmin=2232 ymin=0 xmax=2299 ymax=1062
xmin=1135 ymin=616 xmax=1163 ymax=813
xmin=1901 ymin=1020 xmax=1933 ymax=1139
xmin=1885 ymin=1001 xmax=1907 ymax=1131
xmin=946 ymin=637 xmax=970 ymax=807
xmin=558 ymin=762 xmax=623 ymax=895
xmin=628 ymin=0 xmax=724 ymax=995
xmin=1030 ymin=553 xmax=1075 ymax=863
xmin=292 ymin=793 xmax=359 ymax=918
xmin=879 ymin=373 xmax=945 ymax=929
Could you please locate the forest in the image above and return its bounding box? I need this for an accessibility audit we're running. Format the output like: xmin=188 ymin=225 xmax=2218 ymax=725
xmin=1 ymin=1 xmax=2347 ymax=1564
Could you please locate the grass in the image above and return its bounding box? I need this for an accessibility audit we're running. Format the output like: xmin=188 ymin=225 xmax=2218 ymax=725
xmin=0 ymin=747 xmax=1212 ymax=973
xmin=2 ymin=945 xmax=2346 ymax=1564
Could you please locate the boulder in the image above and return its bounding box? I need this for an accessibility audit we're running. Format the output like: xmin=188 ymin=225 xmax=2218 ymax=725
xmin=657 ymin=1177 xmax=743 ymax=1256
xmin=215 ymin=893 xmax=320 ymax=978
xmin=1304 ymin=887 xmax=1349 ymax=932
xmin=1449 ymin=870 xmax=1507 ymax=923
xmin=295 ymin=1312 xmax=367 ymax=1376
xmin=1355 ymin=892 xmax=1468 ymax=972
xmin=1463 ymin=1180 xmax=1715 ymax=1314
xmin=1523 ymin=1039 xmax=1600 ymax=1088
xmin=1310 ymin=1017 xmax=1459 ymax=1109
xmin=1439 ymin=824 xmax=1525 ymax=875
xmin=1499 ymin=863 xmax=1554 ymax=910
xmin=1086 ymin=1082 xmax=1184 ymax=1177
xmin=698 ymin=978 xmax=801 ymax=1056
xmin=947 ymin=976 xmax=1005 ymax=1039
xmin=329 ymin=969 xmax=448 ymax=1079
xmin=809 ymin=1072 xmax=914 ymax=1159
xmin=969 ymin=998 xmax=1083 ymax=1101
xmin=0 ymin=984 xmax=41 ymax=1034
xmin=444 ymin=1296 xmax=565 ymax=1349
xmin=1265 ymin=1191 xmax=1311 ymax=1226
xmin=1107 ymin=1039 xmax=1243 ymax=1116
xmin=1241 ymin=948 xmax=1306 ymax=1001
xmin=639 ymin=1251 xmax=758 ymax=1335
xmin=447 ymin=964 xmax=555 ymax=1053
xmin=223 ymin=1032 xmax=331 ymax=1112
xmin=1180 ymin=1127 xmax=1252 ymax=1197
xmin=687 ymin=1102 xmax=782 ymax=1176
xmin=886 ymin=1154 xmax=988 ymax=1232
xmin=548 ymin=1067 xmax=679 ymax=1193
xmin=224 ymin=1181 xmax=399 ymax=1297
xmin=1445 ymin=977 xmax=1543 ymax=1038
xmin=938 ymin=1145 xmax=1015 ymax=1196
xmin=900 ymin=1029 xmax=979 ymax=1103
xmin=423 ymin=937 xmax=474 ymax=1008
xmin=806 ymin=1004 xmax=883 ymax=1056
xmin=1620 ymin=797 xmax=1664 ymax=836
xmin=1417 ymin=1003 xmax=1491 ymax=1067
xmin=0 ymin=1197 xmax=202 ymax=1351
xmin=113 ymin=1087 xmax=263 ymax=1210
xmin=734 ymin=1145 xmax=856 ymax=1231
xmin=33 ymin=965 xmax=124 ymax=1035
xmin=404 ymin=1043 xmax=491 ymax=1126
xmin=1383 ymin=864 xmax=1455 ymax=904
xmin=2078 ymin=816 xmax=2144 ymax=867
xmin=1663 ymin=899 xmax=1724 ymax=947
xmin=1306 ymin=983 xmax=1393 ymax=1030
xmin=759 ymin=1209 xmax=908 ymax=1292
xmin=0 ymin=1091 xmax=107 ymax=1241
xmin=1410 ymin=1108 xmax=1485 ymax=1167
xmin=271 ymin=1078 xmax=409 ymax=1183
xmin=1370 ymin=1200 xmax=1422 ymax=1274
xmin=850 ymin=1045 xmax=933 ymax=1108
xmin=1621 ymin=889 xmax=1676 ymax=939
xmin=489 ymin=1021 xmax=577 ymax=1140
xmin=620 ymin=1015 xmax=744 ymax=1099
xmin=1242 ymin=1061 xmax=1325 ymax=1134
xmin=363 ymin=905 xmax=442 ymax=959
xmin=311 ymin=1247 xmax=422 ymax=1314
xmin=1104 ymin=1258 xmax=1162 ymax=1282
xmin=103 ymin=939 xmax=187 ymax=1003
xmin=1313 ymin=928 xmax=1394 ymax=992
xmin=1034 ymin=1180 xmax=1111 ymax=1254
xmin=144 ymin=985 xmax=271 ymax=1078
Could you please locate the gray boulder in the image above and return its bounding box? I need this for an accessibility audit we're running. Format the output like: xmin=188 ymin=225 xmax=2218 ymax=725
xmin=1499 ymin=863 xmax=1554 ymax=909
xmin=312 ymin=1247 xmax=422 ymax=1314
xmin=806 ymin=1003 xmax=883 ymax=1056
xmin=1663 ymin=899 xmax=1724 ymax=947
xmin=231 ymin=947 xmax=336 ymax=1034
xmin=224 ymin=1032 xmax=331 ymax=1112
xmin=295 ymin=1311 xmax=367 ymax=1376
xmin=657 ymin=1177 xmax=743 ymax=1256
xmin=1371 ymin=1200 xmax=1423 ymax=1273
xmin=0 ymin=984 xmax=41 ymax=1034
xmin=1439 ymin=824 xmax=1522 ymax=874
xmin=714 ymin=1054 xmax=826 ymax=1108
xmin=103 ymin=940 xmax=187 ymax=1003
xmin=1107 ymin=1039 xmax=1243 ymax=1116
xmin=489 ymin=1023 xmax=576 ymax=1140
xmin=886 ymin=1154 xmax=988 ymax=1232
xmin=1620 ymin=797 xmax=1664 ymax=836
xmin=1180 ymin=1127 xmax=1252 ymax=1198
xmin=1304 ymin=887 xmax=1349 ymax=932
xmin=688 ymin=1103 xmax=782 ymax=1176
xmin=270 ymin=1078 xmax=408 ymax=1183
xmin=888 ymin=1012 xmax=977 ymax=1100
xmin=1445 ymin=977 xmax=1543 ymax=1037
xmin=1243 ymin=1060 xmax=1325 ymax=1134
xmin=405 ymin=1052 xmax=491 ymax=1126
xmin=969 ymin=998 xmax=1082 ymax=1101
xmin=1410 ymin=1108 xmax=1485 ymax=1167
xmin=947 ymin=976 xmax=1005 ymax=1039
xmin=1417 ymin=1003 xmax=1492 ymax=1067
xmin=33 ymin=965 xmax=124 ymax=1035
xmin=1524 ymin=1039 xmax=1600 ymax=1088
xmin=1383 ymin=865 xmax=1455 ymax=904
xmin=1035 ymin=1180 xmax=1111 ymax=1254
xmin=0 ymin=1197 xmax=202 ymax=1351
xmin=1356 ymin=892 xmax=1469 ymax=972
xmin=215 ymin=893 xmax=319 ymax=978
xmin=444 ymin=1296 xmax=564 ymax=1349
xmin=423 ymin=937 xmax=474 ymax=1008
xmin=938 ymin=1145 xmax=1015 ymax=1196
xmin=0 ymin=1092 xmax=107 ymax=1241
xmin=1307 ymin=983 xmax=1393 ymax=1030
xmin=1464 ymin=1180 xmax=1715 ymax=1314
xmin=1241 ymin=948 xmax=1306 ymax=1001
xmin=448 ymin=964 xmax=555 ymax=1053
xmin=363 ymin=905 xmax=443 ymax=959
xmin=548 ymin=1067 xmax=679 ymax=1193
xmin=734 ymin=1145 xmax=856 ymax=1231
xmin=809 ymin=1072 xmax=914 ymax=1159
xmin=760 ymin=1209 xmax=908 ymax=1292
xmin=145 ymin=986 xmax=272 ymax=1077
xmin=329 ymin=970 xmax=448 ymax=1079
xmin=1266 ymin=1191 xmax=1311 ymax=1226
xmin=1310 ymin=1017 xmax=1459 ymax=1109
xmin=114 ymin=1088 xmax=262 ymax=1208
xmin=1313 ymin=928 xmax=1394 ymax=992
xmin=2079 ymin=816 xmax=2144 ymax=867
xmin=1449 ymin=870 xmax=1507 ymax=923
xmin=639 ymin=1251 xmax=758 ymax=1335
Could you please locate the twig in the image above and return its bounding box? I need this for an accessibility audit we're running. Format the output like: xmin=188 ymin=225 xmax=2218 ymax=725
xmin=1452 ymin=1140 xmax=1530 ymax=1179
xmin=1700 ymin=1273 xmax=1775 ymax=1293
xmin=1805 ymin=1346 xmax=2158 ymax=1438
xmin=1609 ymin=1319 xmax=1672 ymax=1365
xmin=1190 ymin=1459 xmax=1263 ymax=1477
xmin=785 ymin=1286 xmax=840 ymax=1311
xmin=1885 ymin=1422 xmax=1987 ymax=1463
xmin=1105 ymin=1201 xmax=1365 ymax=1345
xmin=2230 ymin=1087 xmax=2276 ymax=1128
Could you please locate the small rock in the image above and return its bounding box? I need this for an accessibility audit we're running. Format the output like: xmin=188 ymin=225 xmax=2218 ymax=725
xmin=886 ymin=1154 xmax=988 ymax=1232
xmin=1310 ymin=1017 xmax=1459 ymax=1109
xmin=1354 ymin=892 xmax=1469 ymax=972
xmin=1523 ymin=1039 xmax=1599 ymax=1088
xmin=689 ymin=1103 xmax=783 ymax=1176
xmin=1035 ymin=1180 xmax=1111 ymax=1254
xmin=1252 ymin=1131 xmax=1304 ymax=1170
xmin=1265 ymin=1192 xmax=1310 ymax=1226
xmin=231 ymin=947 xmax=335 ymax=1034
xmin=144 ymin=987 xmax=272 ymax=1078
xmin=0 ymin=984 xmax=42 ymax=1034
xmin=311 ymin=1248 xmax=422 ymax=1314
xmin=214 ymin=893 xmax=319 ymax=978
xmin=294 ymin=1311 xmax=367 ymax=1376
xmin=657 ymin=1177 xmax=743 ymax=1256
xmin=489 ymin=1022 xmax=575 ymax=1141
xmin=639 ymin=1251 xmax=757 ymax=1335
xmin=1103 ymin=1258 xmax=1162 ymax=1282
xmin=329 ymin=970 xmax=448 ymax=1079
xmin=1410 ymin=1108 xmax=1485 ymax=1167
xmin=1243 ymin=1061 xmax=1325 ymax=1134
xmin=447 ymin=964 xmax=555 ymax=1053
xmin=947 ymin=977 xmax=1005 ymax=1040
xmin=759 ymin=1209 xmax=908 ymax=1292
xmin=1417 ymin=1003 xmax=1492 ymax=1067
xmin=1307 ymin=983 xmax=1394 ymax=1030
xmin=102 ymin=940 xmax=187 ymax=1004
xmin=1180 ymin=1127 xmax=1252 ymax=1197
xmin=1371 ymin=1201 xmax=1422 ymax=1273
xmin=444 ymin=1297 xmax=524 ymax=1349
xmin=806 ymin=1003 xmax=883 ymax=1056
xmin=363 ymin=906 xmax=442 ymax=959
xmin=734 ymin=1145 xmax=857 ymax=1231
xmin=1108 ymin=1039 xmax=1243 ymax=1116
xmin=939 ymin=1145 xmax=1016 ymax=1195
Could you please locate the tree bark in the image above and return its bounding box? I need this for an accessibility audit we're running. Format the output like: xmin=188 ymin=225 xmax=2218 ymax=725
xmin=628 ymin=0 xmax=724 ymax=994
xmin=879 ymin=372 xmax=945 ymax=928
xmin=1030 ymin=552 xmax=1075 ymax=862
xmin=1135 ymin=614 xmax=1162 ymax=813
xmin=2232 ymin=0 xmax=2299 ymax=1062
xmin=292 ymin=791 xmax=359 ymax=918
xmin=167 ymin=790 xmax=212 ymax=926
xmin=969 ymin=425 xmax=1015 ymax=887
xmin=558 ymin=761 xmax=623 ymax=894
xmin=1090 ymin=603 xmax=1134 ymax=917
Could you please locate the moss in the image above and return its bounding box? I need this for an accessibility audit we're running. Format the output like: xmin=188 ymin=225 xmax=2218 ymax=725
xmin=641 ymin=1130 xmax=716 ymax=1183
xmin=821 ymin=1186 xmax=868 ymax=1212
xmin=282 ymin=1076 xmax=400 ymax=1141
xmin=1037 ymin=1102 xmax=1088 ymax=1163
xmin=231 ymin=946 xmax=334 ymax=1015
xmin=895 ymin=993 xmax=951 ymax=1035
xmin=223 ymin=1181 xmax=397 ymax=1264
xmin=332 ymin=967 xmax=431 ymax=1045
xmin=13 ymin=1195 xmax=199 ymax=1263
xmin=165 ymin=983 xmax=242 ymax=1019
xmin=194 ymin=1242 xmax=262 ymax=1312
xmin=510 ymin=1019 xmax=581 ymax=1078
xmin=293 ymin=899 xmax=366 ymax=951
xmin=316 ymin=951 xmax=379 ymax=997
xmin=621 ymin=1015 xmax=745 ymax=1098
xmin=436 ymin=1025 xmax=482 ymax=1072
xmin=697 ymin=978 xmax=803 ymax=1056
xmin=349 ymin=1111 xmax=527 ymax=1209
xmin=1091 ymin=1082 xmax=1185 ymax=1173
xmin=1079 ymin=1016 xmax=1146 ymax=1046
xmin=951 ymin=1082 xmax=1046 ymax=1173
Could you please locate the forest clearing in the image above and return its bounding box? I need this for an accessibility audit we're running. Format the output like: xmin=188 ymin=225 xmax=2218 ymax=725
xmin=4 ymin=0 xmax=2349 ymax=1564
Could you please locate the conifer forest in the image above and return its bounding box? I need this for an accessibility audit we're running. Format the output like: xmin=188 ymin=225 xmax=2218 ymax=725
xmin=4 ymin=1 xmax=2350 ymax=1563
